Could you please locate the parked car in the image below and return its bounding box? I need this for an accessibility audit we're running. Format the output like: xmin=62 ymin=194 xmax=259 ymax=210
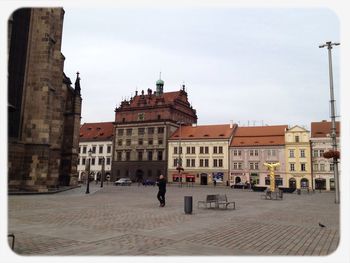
xmin=142 ymin=179 xmax=156 ymax=186
xmin=114 ymin=178 xmax=132 ymax=186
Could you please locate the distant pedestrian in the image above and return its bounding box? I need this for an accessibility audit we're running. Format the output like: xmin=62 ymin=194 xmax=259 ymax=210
xmin=213 ymin=179 xmax=216 ymax=187
xmin=157 ymin=175 xmax=167 ymax=207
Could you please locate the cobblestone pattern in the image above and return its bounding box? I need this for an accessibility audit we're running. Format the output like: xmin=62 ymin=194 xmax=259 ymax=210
xmin=8 ymin=184 xmax=340 ymax=256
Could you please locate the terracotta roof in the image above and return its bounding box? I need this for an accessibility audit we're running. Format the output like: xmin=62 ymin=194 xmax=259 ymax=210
xmin=311 ymin=121 xmax=340 ymax=138
xmin=231 ymin=125 xmax=288 ymax=147
xmin=169 ymin=124 xmax=236 ymax=140
xmin=79 ymin=122 xmax=114 ymax=142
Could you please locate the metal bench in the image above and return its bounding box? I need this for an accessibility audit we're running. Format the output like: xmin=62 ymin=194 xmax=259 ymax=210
xmin=198 ymin=194 xmax=219 ymax=208
xmin=216 ymin=194 xmax=236 ymax=210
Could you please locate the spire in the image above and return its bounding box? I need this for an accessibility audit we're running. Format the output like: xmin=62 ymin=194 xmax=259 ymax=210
xmin=74 ymin=71 xmax=81 ymax=94
xmin=156 ymin=72 xmax=164 ymax=96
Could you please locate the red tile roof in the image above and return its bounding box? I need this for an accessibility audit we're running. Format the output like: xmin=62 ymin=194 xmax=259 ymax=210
xmin=230 ymin=125 xmax=288 ymax=147
xmin=79 ymin=122 xmax=114 ymax=142
xmin=169 ymin=124 xmax=236 ymax=140
xmin=311 ymin=121 xmax=340 ymax=138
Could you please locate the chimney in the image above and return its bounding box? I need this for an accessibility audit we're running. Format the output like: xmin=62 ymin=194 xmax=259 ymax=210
xmin=230 ymin=120 xmax=233 ymax=129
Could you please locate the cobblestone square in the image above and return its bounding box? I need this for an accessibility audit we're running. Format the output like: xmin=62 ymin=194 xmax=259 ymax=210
xmin=8 ymin=184 xmax=339 ymax=256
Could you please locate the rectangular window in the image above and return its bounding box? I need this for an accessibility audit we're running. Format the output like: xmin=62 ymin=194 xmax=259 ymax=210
xmin=249 ymin=162 xmax=254 ymax=170
xmin=173 ymin=158 xmax=178 ymax=167
xmin=138 ymin=128 xmax=145 ymax=135
xmin=148 ymin=139 xmax=153 ymax=145
xmin=179 ymin=147 xmax=182 ymax=154
xmin=271 ymin=149 xmax=276 ymax=156
xmin=118 ymin=140 xmax=123 ymax=146
xmin=233 ymin=162 xmax=238 ymax=169
xmin=117 ymin=151 xmax=122 ymax=161
xmin=290 ymin=163 xmax=295 ymax=171
xmin=148 ymin=127 xmax=154 ymax=134
xmin=138 ymin=151 xmax=143 ymax=161
xmin=99 ymin=146 xmax=103 ymax=154
xmin=213 ymin=147 xmax=218 ymax=154
xmin=200 ymin=159 xmax=204 ymax=167
xmin=138 ymin=139 xmax=143 ymax=145
xmin=174 ymin=147 xmax=178 ymax=154
xmin=238 ymin=162 xmax=243 ymax=170
xmin=213 ymin=159 xmax=218 ymax=167
xmin=254 ymin=162 xmax=259 ymax=170
xmin=330 ymin=163 xmax=334 ymax=171
xmin=158 ymin=127 xmax=164 ymax=134
xmin=301 ymin=163 xmax=306 ymax=171
xmin=98 ymin=157 xmax=103 ymax=165
xmin=157 ymin=151 xmax=163 ymax=161
xmin=118 ymin=129 xmax=124 ymax=136
xmin=205 ymin=159 xmax=209 ymax=167
xmin=148 ymin=151 xmax=153 ymax=161
xmin=320 ymin=163 xmax=325 ymax=171
xmin=319 ymin=150 xmax=324 ymax=157
xmin=205 ymin=147 xmax=209 ymax=154
xmin=219 ymin=146 xmax=223 ymax=154
xmin=313 ymin=150 xmax=319 ymax=158
xmin=126 ymin=152 xmax=130 ymax=161
xmin=300 ymin=149 xmax=305 ymax=158
xmin=200 ymin=147 xmax=204 ymax=154
xmin=289 ymin=149 xmax=295 ymax=158
xmin=91 ymin=158 xmax=95 ymax=165
xmin=255 ymin=150 xmax=258 ymax=156
xmin=313 ymin=163 xmax=318 ymax=171
xmin=186 ymin=159 xmax=191 ymax=167
xmin=107 ymin=145 xmax=111 ymax=153
xmin=78 ymin=158 xmax=80 ymax=165
xmin=126 ymin=128 xmax=132 ymax=135
xmin=83 ymin=146 xmax=87 ymax=154
xmin=79 ymin=147 xmax=81 ymax=154
xmin=295 ymin=136 xmax=300 ymax=142
xmin=92 ymin=146 xmax=96 ymax=153
xmin=126 ymin=139 xmax=131 ymax=146
xmin=187 ymin=147 xmax=191 ymax=154
xmin=82 ymin=158 xmax=86 ymax=165
xmin=106 ymin=157 xmax=111 ymax=165
xmin=249 ymin=150 xmax=254 ymax=156
xmin=191 ymin=159 xmax=195 ymax=167
xmin=158 ymin=139 xmax=163 ymax=145
xmin=191 ymin=147 xmax=195 ymax=154
xmin=219 ymin=159 xmax=223 ymax=167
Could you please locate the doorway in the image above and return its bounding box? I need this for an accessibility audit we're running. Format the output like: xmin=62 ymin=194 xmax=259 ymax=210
xmin=200 ymin=173 xmax=208 ymax=185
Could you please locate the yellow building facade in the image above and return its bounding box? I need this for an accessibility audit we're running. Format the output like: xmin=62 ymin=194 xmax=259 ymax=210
xmin=285 ymin=126 xmax=312 ymax=189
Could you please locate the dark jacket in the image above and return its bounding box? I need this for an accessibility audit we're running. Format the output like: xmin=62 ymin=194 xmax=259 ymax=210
xmin=157 ymin=178 xmax=166 ymax=192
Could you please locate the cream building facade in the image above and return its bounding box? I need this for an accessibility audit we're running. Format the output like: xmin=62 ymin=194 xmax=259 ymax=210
xmin=167 ymin=124 xmax=236 ymax=185
xmin=285 ymin=126 xmax=312 ymax=189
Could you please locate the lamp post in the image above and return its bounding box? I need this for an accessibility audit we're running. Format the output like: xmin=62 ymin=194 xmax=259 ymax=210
xmin=86 ymin=148 xmax=93 ymax=194
xmin=177 ymin=121 xmax=184 ymax=187
xmin=100 ymin=157 xmax=105 ymax=188
xmin=319 ymin=41 xmax=340 ymax=204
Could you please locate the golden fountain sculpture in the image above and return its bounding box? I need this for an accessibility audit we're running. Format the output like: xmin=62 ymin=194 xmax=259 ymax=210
xmin=263 ymin=162 xmax=280 ymax=192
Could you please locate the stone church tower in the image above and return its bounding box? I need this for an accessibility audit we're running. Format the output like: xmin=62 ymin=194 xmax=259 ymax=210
xmin=8 ymin=8 xmax=82 ymax=191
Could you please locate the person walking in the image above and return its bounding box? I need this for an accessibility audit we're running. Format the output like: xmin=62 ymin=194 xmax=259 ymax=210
xmin=157 ymin=174 xmax=167 ymax=207
xmin=213 ymin=179 xmax=217 ymax=187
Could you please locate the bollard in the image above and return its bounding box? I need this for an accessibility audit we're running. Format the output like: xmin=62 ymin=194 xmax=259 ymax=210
xmin=184 ymin=196 xmax=193 ymax=214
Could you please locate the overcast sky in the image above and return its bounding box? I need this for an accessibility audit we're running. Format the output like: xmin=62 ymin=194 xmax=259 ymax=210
xmin=61 ymin=8 xmax=340 ymax=128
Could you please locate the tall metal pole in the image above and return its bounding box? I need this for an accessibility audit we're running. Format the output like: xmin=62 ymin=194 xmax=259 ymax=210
xmin=86 ymin=149 xmax=92 ymax=194
xmin=178 ymin=122 xmax=182 ymax=187
xmin=319 ymin=41 xmax=340 ymax=204
xmin=100 ymin=157 xmax=105 ymax=188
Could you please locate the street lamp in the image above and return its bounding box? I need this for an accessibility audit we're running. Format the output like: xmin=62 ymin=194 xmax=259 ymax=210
xmin=86 ymin=148 xmax=93 ymax=194
xmin=319 ymin=41 xmax=340 ymax=204
xmin=100 ymin=157 xmax=105 ymax=188
xmin=177 ymin=121 xmax=184 ymax=187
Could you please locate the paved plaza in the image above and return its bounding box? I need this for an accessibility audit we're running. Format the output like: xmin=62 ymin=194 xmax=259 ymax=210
xmin=7 ymin=184 xmax=339 ymax=256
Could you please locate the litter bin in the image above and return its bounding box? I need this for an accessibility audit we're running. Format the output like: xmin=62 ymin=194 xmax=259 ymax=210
xmin=297 ymin=189 xmax=301 ymax=195
xmin=184 ymin=196 xmax=193 ymax=214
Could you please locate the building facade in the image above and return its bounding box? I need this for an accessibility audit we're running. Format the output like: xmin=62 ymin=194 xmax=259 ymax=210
xmin=229 ymin=125 xmax=288 ymax=188
xmin=8 ymin=8 xmax=82 ymax=191
xmin=285 ymin=126 xmax=312 ymax=190
xmin=77 ymin=122 xmax=114 ymax=182
xmin=310 ymin=121 xmax=340 ymax=191
xmin=112 ymin=79 xmax=197 ymax=182
xmin=168 ymin=124 xmax=236 ymax=185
